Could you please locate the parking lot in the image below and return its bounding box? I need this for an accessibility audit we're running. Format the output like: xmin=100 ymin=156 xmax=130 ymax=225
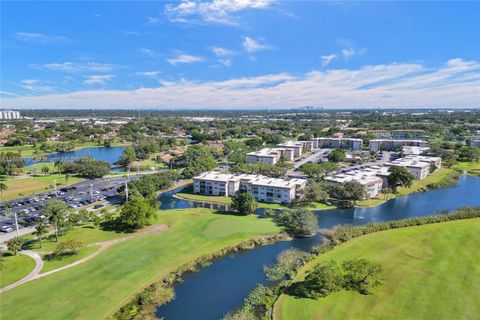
xmin=0 ymin=175 xmax=141 ymax=238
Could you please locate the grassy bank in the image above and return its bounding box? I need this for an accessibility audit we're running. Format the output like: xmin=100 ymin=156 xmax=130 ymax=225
xmin=453 ymin=161 xmax=480 ymax=176
xmin=0 ymin=208 xmax=280 ymax=320
xmin=0 ymin=174 xmax=84 ymax=201
xmin=0 ymin=253 xmax=36 ymax=288
xmin=357 ymin=167 xmax=459 ymax=207
xmin=275 ymin=218 xmax=480 ymax=320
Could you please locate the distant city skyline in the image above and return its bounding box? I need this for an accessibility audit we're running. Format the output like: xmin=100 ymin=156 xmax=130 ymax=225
xmin=1 ymin=1 xmax=479 ymax=109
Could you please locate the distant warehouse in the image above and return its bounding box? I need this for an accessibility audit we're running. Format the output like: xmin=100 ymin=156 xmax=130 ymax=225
xmin=193 ymin=171 xmax=306 ymax=204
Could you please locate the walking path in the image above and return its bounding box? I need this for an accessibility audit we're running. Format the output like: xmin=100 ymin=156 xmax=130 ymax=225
xmin=0 ymin=224 xmax=168 ymax=293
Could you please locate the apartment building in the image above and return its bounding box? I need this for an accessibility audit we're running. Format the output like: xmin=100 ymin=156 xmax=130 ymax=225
xmin=0 ymin=110 xmax=21 ymax=120
xmin=402 ymin=146 xmax=429 ymax=155
xmin=193 ymin=171 xmax=307 ymax=204
xmin=246 ymin=148 xmax=283 ymax=165
xmin=246 ymin=147 xmax=295 ymax=165
xmin=369 ymin=139 xmax=428 ymax=152
xmin=311 ymin=137 xmax=363 ymax=151
xmin=326 ymin=171 xmax=383 ymax=198
xmin=276 ymin=141 xmax=305 ymax=157
xmin=385 ymin=157 xmax=431 ymax=180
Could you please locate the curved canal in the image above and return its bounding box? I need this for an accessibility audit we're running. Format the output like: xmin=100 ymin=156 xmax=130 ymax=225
xmin=156 ymin=174 xmax=480 ymax=319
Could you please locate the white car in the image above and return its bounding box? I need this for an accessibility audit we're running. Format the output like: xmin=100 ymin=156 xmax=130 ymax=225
xmin=0 ymin=225 xmax=14 ymax=233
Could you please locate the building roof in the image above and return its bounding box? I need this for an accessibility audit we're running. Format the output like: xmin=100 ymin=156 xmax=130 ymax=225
xmin=193 ymin=171 xmax=306 ymax=189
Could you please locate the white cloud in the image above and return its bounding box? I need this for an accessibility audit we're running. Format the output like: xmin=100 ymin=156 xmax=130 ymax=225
xmin=167 ymin=54 xmax=203 ymax=65
xmin=14 ymin=32 xmax=68 ymax=44
xmin=84 ymin=75 xmax=114 ymax=85
xmin=211 ymin=46 xmax=234 ymax=57
xmin=21 ymin=79 xmax=54 ymax=91
xmin=342 ymin=47 xmax=366 ymax=60
xmin=140 ymin=48 xmax=159 ymax=57
xmin=164 ymin=0 xmax=276 ymax=25
xmin=136 ymin=71 xmax=161 ymax=77
xmin=147 ymin=16 xmax=160 ymax=25
xmin=321 ymin=54 xmax=337 ymax=67
xmin=32 ymin=61 xmax=116 ymax=73
xmin=243 ymin=36 xmax=269 ymax=53
xmin=4 ymin=59 xmax=479 ymax=109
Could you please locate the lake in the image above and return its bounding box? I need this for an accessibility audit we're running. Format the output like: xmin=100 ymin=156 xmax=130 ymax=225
xmin=24 ymin=146 xmax=126 ymax=166
xmin=156 ymin=174 xmax=480 ymax=319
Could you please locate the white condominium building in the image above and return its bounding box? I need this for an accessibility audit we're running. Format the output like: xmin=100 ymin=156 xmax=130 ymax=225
xmin=310 ymin=137 xmax=363 ymax=151
xmin=326 ymin=171 xmax=383 ymax=198
xmin=385 ymin=157 xmax=432 ymax=180
xmin=276 ymin=141 xmax=305 ymax=157
xmin=369 ymin=139 xmax=428 ymax=152
xmin=0 ymin=110 xmax=21 ymax=120
xmin=402 ymin=146 xmax=430 ymax=155
xmin=193 ymin=171 xmax=307 ymax=204
xmin=246 ymin=147 xmax=295 ymax=165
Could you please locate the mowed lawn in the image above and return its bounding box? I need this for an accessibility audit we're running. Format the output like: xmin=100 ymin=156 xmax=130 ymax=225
xmin=454 ymin=161 xmax=480 ymax=176
xmin=0 ymin=174 xmax=84 ymax=200
xmin=1 ymin=208 xmax=280 ymax=320
xmin=0 ymin=253 xmax=36 ymax=287
xmin=276 ymin=219 xmax=480 ymax=320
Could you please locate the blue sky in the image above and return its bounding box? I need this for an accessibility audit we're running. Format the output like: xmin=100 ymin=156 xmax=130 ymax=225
xmin=1 ymin=0 xmax=479 ymax=109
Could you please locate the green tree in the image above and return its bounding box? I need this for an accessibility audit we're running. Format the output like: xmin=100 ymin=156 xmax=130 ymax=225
xmin=6 ymin=237 xmax=23 ymax=256
xmin=118 ymin=146 xmax=137 ymax=166
xmin=327 ymin=149 xmax=346 ymax=163
xmin=54 ymin=160 xmax=65 ymax=174
xmin=34 ymin=224 xmax=48 ymax=249
xmin=224 ymin=140 xmax=248 ymax=164
xmin=300 ymin=260 xmax=344 ymax=298
xmin=269 ymin=208 xmax=318 ymax=237
xmin=178 ymin=145 xmax=217 ymax=178
xmin=302 ymin=182 xmax=329 ymax=205
xmin=388 ymin=165 xmax=414 ymax=191
xmin=41 ymin=165 xmax=50 ymax=175
xmin=43 ymin=200 xmax=69 ymax=242
xmin=342 ymin=258 xmax=385 ymax=294
xmin=231 ymin=192 xmax=258 ymax=215
xmin=300 ymin=162 xmax=339 ymax=180
xmin=119 ymin=195 xmax=157 ymax=229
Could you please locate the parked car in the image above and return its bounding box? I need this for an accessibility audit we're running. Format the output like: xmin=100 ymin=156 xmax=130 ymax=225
xmin=0 ymin=225 xmax=14 ymax=233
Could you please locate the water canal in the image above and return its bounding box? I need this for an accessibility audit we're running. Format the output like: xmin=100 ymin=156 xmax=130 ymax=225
xmin=156 ymin=174 xmax=480 ymax=319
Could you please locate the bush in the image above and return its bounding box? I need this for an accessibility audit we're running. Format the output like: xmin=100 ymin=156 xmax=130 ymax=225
xmin=231 ymin=192 xmax=258 ymax=215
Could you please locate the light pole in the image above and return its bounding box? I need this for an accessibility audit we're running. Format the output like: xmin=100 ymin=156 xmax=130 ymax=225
xmin=124 ymin=179 xmax=129 ymax=202
xmin=53 ymin=179 xmax=58 ymax=197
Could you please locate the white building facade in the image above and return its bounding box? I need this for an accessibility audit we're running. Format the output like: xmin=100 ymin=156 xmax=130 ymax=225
xmin=0 ymin=110 xmax=21 ymax=120
xmin=193 ymin=171 xmax=307 ymax=204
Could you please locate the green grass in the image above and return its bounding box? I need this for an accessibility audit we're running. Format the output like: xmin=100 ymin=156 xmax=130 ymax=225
xmin=23 ymin=224 xmax=127 ymax=252
xmin=0 ymin=174 xmax=84 ymax=201
xmin=276 ymin=219 xmax=480 ymax=320
xmin=453 ymin=161 xmax=480 ymax=176
xmin=0 ymin=253 xmax=36 ymax=288
xmin=41 ymin=245 xmax=101 ymax=273
xmin=0 ymin=208 xmax=280 ymax=320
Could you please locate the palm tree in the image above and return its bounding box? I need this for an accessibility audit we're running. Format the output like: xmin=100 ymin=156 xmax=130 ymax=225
xmin=34 ymin=224 xmax=48 ymax=249
xmin=43 ymin=200 xmax=68 ymax=242
xmin=6 ymin=238 xmax=23 ymax=255
xmin=0 ymin=182 xmax=7 ymax=196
